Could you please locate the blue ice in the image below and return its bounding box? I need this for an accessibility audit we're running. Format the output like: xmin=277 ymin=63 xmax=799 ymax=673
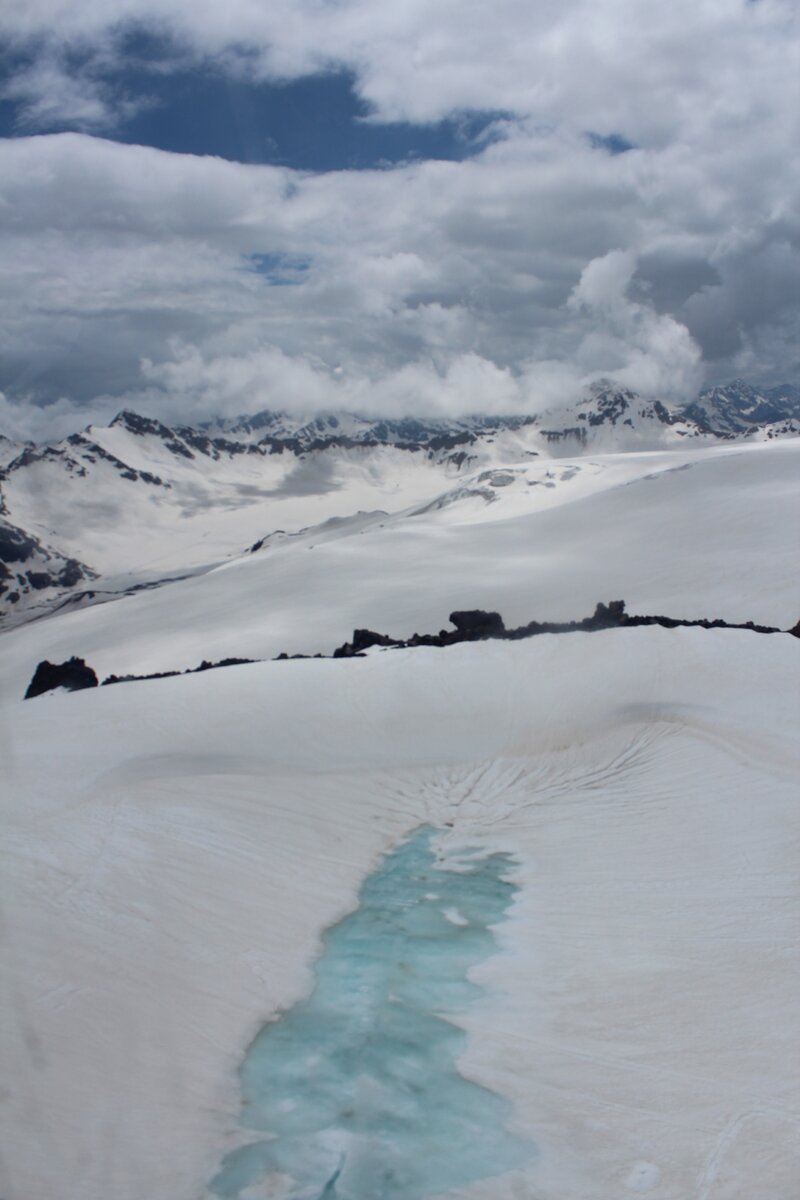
xmin=210 ymin=826 xmax=532 ymax=1199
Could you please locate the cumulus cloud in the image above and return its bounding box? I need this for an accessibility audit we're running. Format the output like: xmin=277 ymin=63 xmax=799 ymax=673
xmin=566 ymin=250 xmax=703 ymax=400
xmin=0 ymin=0 xmax=798 ymax=434
xmin=137 ymin=344 xmax=524 ymax=422
xmin=0 ymin=390 xmax=119 ymax=443
xmin=2 ymin=0 xmax=797 ymax=135
xmin=140 ymin=343 xmax=341 ymax=419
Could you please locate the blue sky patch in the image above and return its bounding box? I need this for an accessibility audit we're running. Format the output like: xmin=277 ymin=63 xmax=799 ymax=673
xmin=586 ymin=131 xmax=636 ymax=155
xmin=0 ymin=39 xmax=507 ymax=172
xmin=245 ymin=252 xmax=312 ymax=284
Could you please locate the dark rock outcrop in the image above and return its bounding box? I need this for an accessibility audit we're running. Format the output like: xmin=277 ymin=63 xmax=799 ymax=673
xmin=34 ymin=602 xmax=794 ymax=698
xmin=103 ymin=656 xmax=256 ymax=686
xmin=585 ymin=600 xmax=627 ymax=628
xmin=333 ymin=629 xmax=403 ymax=658
xmin=0 ymin=515 xmax=96 ymax=615
xmin=449 ymin=609 xmax=506 ymax=638
xmin=103 ymin=669 xmax=181 ymax=686
xmin=25 ymin=657 xmax=99 ymax=699
xmin=331 ymin=601 xmax=783 ymax=657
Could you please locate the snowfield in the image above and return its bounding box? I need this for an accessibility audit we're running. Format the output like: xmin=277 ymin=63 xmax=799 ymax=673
xmin=0 ymin=438 xmax=797 ymax=687
xmin=2 ymin=632 xmax=799 ymax=1199
xmin=1 ymin=428 xmax=799 ymax=1200
xmin=3 ymin=383 xmax=799 ymax=626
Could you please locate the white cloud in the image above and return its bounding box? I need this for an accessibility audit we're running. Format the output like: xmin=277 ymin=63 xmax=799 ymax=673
xmin=2 ymin=0 xmax=797 ymax=135
xmin=0 ymin=390 xmax=118 ymax=442
xmin=1 ymin=46 xmax=154 ymax=132
xmin=568 ymin=250 xmax=637 ymax=317
xmin=0 ymin=0 xmax=798 ymax=433
xmin=2 ymin=57 xmax=110 ymax=130
xmin=140 ymin=343 xmax=340 ymax=419
xmin=566 ymin=250 xmax=703 ymax=400
xmin=137 ymin=344 xmax=525 ymax=423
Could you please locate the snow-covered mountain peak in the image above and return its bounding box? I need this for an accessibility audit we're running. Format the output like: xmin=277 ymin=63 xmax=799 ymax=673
xmin=534 ymin=382 xmax=682 ymax=452
xmin=109 ymin=409 xmax=177 ymax=438
xmin=0 ymin=432 xmax=30 ymax=469
xmin=685 ymin=379 xmax=800 ymax=434
xmin=577 ymin=381 xmax=674 ymax=426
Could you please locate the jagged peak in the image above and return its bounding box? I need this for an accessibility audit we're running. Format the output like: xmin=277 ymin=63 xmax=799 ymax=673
xmin=225 ymin=409 xmax=295 ymax=435
xmin=584 ymin=378 xmax=637 ymax=400
xmin=110 ymin=410 xmax=176 ymax=438
xmin=698 ymin=378 xmax=762 ymax=401
xmin=5 ymin=378 xmax=799 ymax=465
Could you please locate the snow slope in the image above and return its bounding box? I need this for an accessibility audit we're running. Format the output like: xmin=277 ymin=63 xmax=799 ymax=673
xmin=3 ymin=381 xmax=799 ymax=625
xmin=0 ymin=437 xmax=796 ymax=691
xmin=1 ymin=415 xmax=799 ymax=1200
xmin=0 ymin=431 xmax=462 ymax=579
xmin=2 ymin=631 xmax=799 ymax=1200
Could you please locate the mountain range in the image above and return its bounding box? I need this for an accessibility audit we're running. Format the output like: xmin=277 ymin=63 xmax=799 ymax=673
xmin=2 ymin=379 xmax=798 ymax=625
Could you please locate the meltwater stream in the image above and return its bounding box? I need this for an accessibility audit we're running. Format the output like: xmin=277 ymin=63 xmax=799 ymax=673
xmin=210 ymin=826 xmax=532 ymax=1199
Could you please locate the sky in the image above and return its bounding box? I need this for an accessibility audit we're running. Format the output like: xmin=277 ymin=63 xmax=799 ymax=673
xmin=0 ymin=0 xmax=798 ymax=438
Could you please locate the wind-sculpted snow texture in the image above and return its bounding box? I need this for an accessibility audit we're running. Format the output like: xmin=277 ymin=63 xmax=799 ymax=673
xmin=211 ymin=828 xmax=530 ymax=1200
xmin=2 ymin=632 xmax=799 ymax=1200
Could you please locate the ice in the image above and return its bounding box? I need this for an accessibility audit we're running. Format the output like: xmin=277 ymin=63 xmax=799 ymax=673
xmin=210 ymin=827 xmax=532 ymax=1199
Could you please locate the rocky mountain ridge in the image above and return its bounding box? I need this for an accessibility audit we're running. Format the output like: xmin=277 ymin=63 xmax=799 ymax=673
xmin=2 ymin=378 xmax=798 ymax=477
